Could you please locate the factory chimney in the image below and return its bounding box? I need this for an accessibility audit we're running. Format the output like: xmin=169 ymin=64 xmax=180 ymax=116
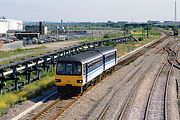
xmin=39 ymin=21 xmax=43 ymax=34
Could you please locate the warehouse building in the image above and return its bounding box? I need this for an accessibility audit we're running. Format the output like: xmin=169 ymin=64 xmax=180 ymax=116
xmin=0 ymin=18 xmax=23 ymax=35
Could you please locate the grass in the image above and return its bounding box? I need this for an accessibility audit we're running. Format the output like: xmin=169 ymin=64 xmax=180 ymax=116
xmin=0 ymin=50 xmax=50 ymax=65
xmin=0 ymin=68 xmax=55 ymax=116
xmin=79 ymin=32 xmax=124 ymax=42
xmin=116 ymin=29 xmax=161 ymax=57
xmin=0 ymin=46 xmax=46 ymax=59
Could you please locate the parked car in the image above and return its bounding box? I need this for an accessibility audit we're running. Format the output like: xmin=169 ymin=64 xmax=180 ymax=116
xmin=38 ymin=39 xmax=46 ymax=44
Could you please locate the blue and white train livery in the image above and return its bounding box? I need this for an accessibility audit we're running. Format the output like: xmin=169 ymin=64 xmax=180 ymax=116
xmin=55 ymin=46 xmax=117 ymax=94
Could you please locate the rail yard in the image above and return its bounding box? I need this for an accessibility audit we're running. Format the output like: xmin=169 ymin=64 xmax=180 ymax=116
xmin=0 ymin=30 xmax=179 ymax=120
xmin=2 ymin=0 xmax=180 ymax=119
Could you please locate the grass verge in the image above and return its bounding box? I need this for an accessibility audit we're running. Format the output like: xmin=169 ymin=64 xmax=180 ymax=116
xmin=79 ymin=32 xmax=124 ymax=42
xmin=0 ymin=69 xmax=55 ymax=116
xmin=116 ymin=29 xmax=161 ymax=56
xmin=0 ymin=46 xmax=45 ymax=59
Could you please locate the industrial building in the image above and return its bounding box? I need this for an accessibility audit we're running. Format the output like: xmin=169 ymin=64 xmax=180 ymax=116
xmin=0 ymin=18 xmax=23 ymax=35
xmin=25 ymin=25 xmax=48 ymax=35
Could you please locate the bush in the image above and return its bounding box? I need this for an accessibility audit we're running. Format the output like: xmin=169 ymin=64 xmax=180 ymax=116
xmin=103 ymin=34 xmax=110 ymax=38
xmin=138 ymin=37 xmax=144 ymax=41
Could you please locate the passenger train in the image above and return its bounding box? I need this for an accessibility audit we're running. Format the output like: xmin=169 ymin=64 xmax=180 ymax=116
xmin=55 ymin=46 xmax=117 ymax=94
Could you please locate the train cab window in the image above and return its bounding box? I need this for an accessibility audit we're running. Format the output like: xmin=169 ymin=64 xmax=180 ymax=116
xmin=66 ymin=64 xmax=73 ymax=74
xmin=57 ymin=62 xmax=82 ymax=75
xmin=57 ymin=63 xmax=65 ymax=74
xmin=74 ymin=64 xmax=82 ymax=75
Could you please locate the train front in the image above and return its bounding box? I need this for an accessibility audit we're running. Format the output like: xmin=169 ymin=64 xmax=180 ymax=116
xmin=55 ymin=61 xmax=84 ymax=94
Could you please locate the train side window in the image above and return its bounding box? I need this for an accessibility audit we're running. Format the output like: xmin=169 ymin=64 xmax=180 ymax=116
xmin=105 ymin=52 xmax=115 ymax=62
xmin=87 ymin=57 xmax=103 ymax=72
xmin=83 ymin=64 xmax=86 ymax=75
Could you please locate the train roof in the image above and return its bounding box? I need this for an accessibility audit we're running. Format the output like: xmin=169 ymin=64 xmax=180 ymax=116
xmin=94 ymin=46 xmax=116 ymax=55
xmin=59 ymin=50 xmax=102 ymax=63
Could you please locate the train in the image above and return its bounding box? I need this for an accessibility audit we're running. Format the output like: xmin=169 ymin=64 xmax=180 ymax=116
xmin=172 ymin=27 xmax=178 ymax=36
xmin=55 ymin=46 xmax=117 ymax=94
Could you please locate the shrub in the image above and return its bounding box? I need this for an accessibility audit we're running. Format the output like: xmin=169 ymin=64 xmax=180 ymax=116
xmin=138 ymin=37 xmax=144 ymax=41
xmin=103 ymin=34 xmax=110 ymax=38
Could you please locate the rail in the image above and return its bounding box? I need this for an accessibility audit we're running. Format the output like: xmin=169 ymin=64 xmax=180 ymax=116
xmin=144 ymin=44 xmax=177 ymax=120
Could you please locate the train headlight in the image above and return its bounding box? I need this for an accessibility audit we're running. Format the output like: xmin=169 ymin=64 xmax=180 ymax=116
xmin=77 ymin=80 xmax=83 ymax=83
xmin=55 ymin=79 xmax=61 ymax=82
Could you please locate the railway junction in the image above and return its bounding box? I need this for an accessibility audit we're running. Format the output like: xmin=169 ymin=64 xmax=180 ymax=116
xmin=1 ymin=32 xmax=180 ymax=120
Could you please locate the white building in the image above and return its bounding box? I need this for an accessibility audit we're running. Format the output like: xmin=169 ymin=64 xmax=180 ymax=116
xmin=0 ymin=19 xmax=23 ymax=34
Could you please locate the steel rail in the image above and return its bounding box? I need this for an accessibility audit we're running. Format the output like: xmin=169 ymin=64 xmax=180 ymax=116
xmin=144 ymin=43 xmax=177 ymax=120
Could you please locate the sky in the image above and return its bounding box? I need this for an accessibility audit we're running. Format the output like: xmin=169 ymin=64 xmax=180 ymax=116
xmin=0 ymin=0 xmax=177 ymax=22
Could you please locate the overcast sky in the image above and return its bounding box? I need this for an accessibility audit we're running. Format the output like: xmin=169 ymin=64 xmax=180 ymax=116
xmin=0 ymin=0 xmax=177 ymax=22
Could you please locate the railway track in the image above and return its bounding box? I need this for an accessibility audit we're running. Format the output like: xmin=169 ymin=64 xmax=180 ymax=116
xmin=144 ymin=44 xmax=177 ymax=120
xmin=22 ymin=43 xmax=150 ymax=120
xmin=22 ymin=53 xmax=142 ymax=120
xmin=18 ymin=35 xmax=171 ymax=120
xmin=93 ymin=38 xmax=171 ymax=120
xmin=27 ymin=51 xmax=145 ymax=120
xmin=114 ymin=49 xmax=166 ymax=120
xmin=31 ymin=94 xmax=81 ymax=120
xmin=92 ymin=37 xmax=176 ymax=120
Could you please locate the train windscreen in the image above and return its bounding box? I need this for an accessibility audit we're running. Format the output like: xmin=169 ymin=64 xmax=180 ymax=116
xmin=57 ymin=62 xmax=82 ymax=75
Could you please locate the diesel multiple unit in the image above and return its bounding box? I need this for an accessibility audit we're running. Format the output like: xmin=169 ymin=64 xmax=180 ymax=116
xmin=55 ymin=46 xmax=117 ymax=94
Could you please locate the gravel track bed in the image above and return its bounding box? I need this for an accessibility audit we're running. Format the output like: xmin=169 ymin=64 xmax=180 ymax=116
xmin=177 ymin=38 xmax=180 ymax=118
xmin=166 ymin=40 xmax=180 ymax=120
xmin=57 ymin=55 xmax=146 ymax=120
xmin=120 ymin=54 xmax=167 ymax=120
xmin=31 ymin=96 xmax=78 ymax=120
xmin=19 ymin=92 xmax=60 ymax=120
xmin=145 ymin=40 xmax=179 ymax=120
xmin=146 ymin=62 xmax=171 ymax=120
xmin=167 ymin=67 xmax=180 ymax=120
xmin=89 ymin=53 xmax=160 ymax=120
xmin=0 ymin=35 xmax=172 ymax=120
xmin=58 ymin=38 xmax=169 ymax=120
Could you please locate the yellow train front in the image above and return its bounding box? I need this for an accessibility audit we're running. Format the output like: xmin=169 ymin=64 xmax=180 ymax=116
xmin=55 ymin=46 xmax=117 ymax=94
